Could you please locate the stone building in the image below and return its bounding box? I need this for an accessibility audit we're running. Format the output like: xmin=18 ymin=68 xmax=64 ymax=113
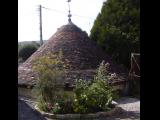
xmin=18 ymin=20 xmax=128 ymax=98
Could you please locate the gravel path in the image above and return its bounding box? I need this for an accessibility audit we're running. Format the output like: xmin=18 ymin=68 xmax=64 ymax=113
xmin=18 ymin=96 xmax=140 ymax=120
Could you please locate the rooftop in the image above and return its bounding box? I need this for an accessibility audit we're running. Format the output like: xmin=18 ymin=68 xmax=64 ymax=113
xmin=18 ymin=22 xmax=128 ymax=86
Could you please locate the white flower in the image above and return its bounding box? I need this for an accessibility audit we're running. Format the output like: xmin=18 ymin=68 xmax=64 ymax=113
xmin=83 ymin=95 xmax=87 ymax=97
xmin=55 ymin=103 xmax=59 ymax=106
xmin=111 ymin=73 xmax=117 ymax=78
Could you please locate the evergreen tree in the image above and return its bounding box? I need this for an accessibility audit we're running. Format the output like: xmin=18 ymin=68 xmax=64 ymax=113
xmin=90 ymin=0 xmax=140 ymax=68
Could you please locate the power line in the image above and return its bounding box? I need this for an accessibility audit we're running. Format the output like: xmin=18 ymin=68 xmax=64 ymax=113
xmin=41 ymin=6 xmax=95 ymax=21
xmin=73 ymin=14 xmax=95 ymax=20
xmin=42 ymin=6 xmax=66 ymax=14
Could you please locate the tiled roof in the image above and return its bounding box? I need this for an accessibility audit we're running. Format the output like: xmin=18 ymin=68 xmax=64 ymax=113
xmin=18 ymin=21 xmax=128 ymax=86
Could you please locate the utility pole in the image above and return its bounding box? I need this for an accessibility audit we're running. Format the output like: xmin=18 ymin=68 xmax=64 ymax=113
xmin=39 ymin=5 xmax=43 ymax=46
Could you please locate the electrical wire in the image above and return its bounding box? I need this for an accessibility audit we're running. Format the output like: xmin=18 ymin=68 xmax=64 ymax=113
xmin=41 ymin=6 xmax=95 ymax=21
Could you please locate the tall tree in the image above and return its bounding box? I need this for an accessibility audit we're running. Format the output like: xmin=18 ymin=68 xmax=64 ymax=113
xmin=90 ymin=0 xmax=140 ymax=68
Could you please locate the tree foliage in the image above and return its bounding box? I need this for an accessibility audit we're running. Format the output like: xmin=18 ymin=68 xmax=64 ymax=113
xmin=90 ymin=0 xmax=140 ymax=67
xmin=18 ymin=44 xmax=38 ymax=61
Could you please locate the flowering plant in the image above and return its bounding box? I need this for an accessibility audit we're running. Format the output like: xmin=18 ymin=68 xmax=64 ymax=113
xmin=51 ymin=102 xmax=61 ymax=113
xmin=47 ymin=103 xmax=53 ymax=111
xmin=73 ymin=61 xmax=115 ymax=113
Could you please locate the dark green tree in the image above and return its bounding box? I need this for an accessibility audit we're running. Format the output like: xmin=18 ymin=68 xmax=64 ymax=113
xmin=18 ymin=44 xmax=38 ymax=61
xmin=90 ymin=0 xmax=140 ymax=68
xmin=31 ymin=41 xmax=40 ymax=48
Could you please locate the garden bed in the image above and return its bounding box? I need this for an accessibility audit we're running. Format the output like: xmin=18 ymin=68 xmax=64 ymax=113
xmin=35 ymin=105 xmax=123 ymax=119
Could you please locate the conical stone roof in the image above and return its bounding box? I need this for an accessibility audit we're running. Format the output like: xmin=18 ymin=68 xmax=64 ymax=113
xmin=18 ymin=21 xmax=127 ymax=86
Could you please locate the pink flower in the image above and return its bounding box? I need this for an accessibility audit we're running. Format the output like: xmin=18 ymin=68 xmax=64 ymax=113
xmin=47 ymin=103 xmax=53 ymax=110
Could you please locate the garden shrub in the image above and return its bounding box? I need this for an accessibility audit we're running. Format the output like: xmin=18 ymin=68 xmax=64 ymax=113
xmin=33 ymin=58 xmax=117 ymax=114
xmin=51 ymin=92 xmax=74 ymax=114
xmin=73 ymin=61 xmax=116 ymax=113
xmin=32 ymin=51 xmax=69 ymax=112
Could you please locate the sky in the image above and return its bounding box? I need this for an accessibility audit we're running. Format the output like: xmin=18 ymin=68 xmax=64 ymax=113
xmin=18 ymin=0 xmax=106 ymax=42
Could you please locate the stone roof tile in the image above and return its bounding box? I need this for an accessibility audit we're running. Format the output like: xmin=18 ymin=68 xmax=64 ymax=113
xmin=18 ymin=22 xmax=128 ymax=86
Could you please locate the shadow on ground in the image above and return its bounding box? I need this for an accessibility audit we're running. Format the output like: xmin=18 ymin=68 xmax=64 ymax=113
xmin=18 ymin=99 xmax=47 ymax=120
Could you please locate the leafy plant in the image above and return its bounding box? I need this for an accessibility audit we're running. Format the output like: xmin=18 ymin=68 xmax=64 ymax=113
xmin=37 ymin=95 xmax=48 ymax=112
xmin=51 ymin=93 xmax=74 ymax=114
xmin=32 ymin=51 xmax=68 ymax=111
xmin=33 ymin=58 xmax=117 ymax=114
xmin=73 ymin=61 xmax=115 ymax=113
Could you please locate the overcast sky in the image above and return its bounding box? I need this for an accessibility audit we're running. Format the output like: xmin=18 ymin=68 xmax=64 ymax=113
xmin=18 ymin=0 xmax=106 ymax=42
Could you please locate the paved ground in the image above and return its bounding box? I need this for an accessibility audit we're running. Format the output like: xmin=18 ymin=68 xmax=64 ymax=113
xmin=103 ymin=97 xmax=140 ymax=120
xmin=18 ymin=99 xmax=46 ymax=120
xmin=18 ymin=96 xmax=140 ymax=120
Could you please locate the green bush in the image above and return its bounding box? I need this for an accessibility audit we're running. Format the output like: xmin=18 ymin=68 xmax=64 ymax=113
xmin=51 ymin=93 xmax=74 ymax=114
xmin=73 ymin=61 xmax=115 ymax=113
xmin=33 ymin=58 xmax=117 ymax=114
xmin=18 ymin=44 xmax=38 ymax=61
xmin=32 ymin=51 xmax=69 ymax=112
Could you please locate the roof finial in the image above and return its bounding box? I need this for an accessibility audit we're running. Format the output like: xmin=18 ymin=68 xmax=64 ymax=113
xmin=67 ymin=0 xmax=72 ymax=23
